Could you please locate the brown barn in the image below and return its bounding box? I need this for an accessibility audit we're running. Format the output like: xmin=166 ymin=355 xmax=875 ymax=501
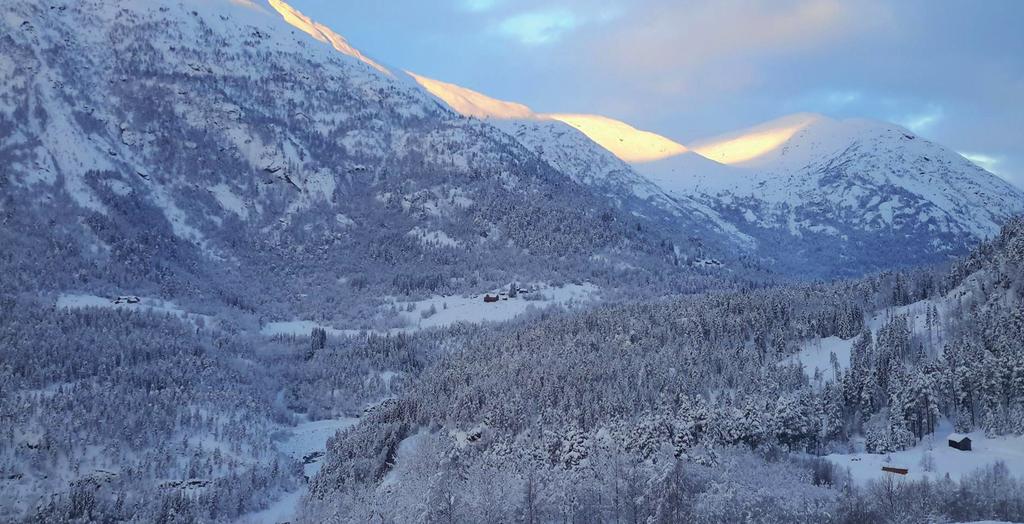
xmin=882 ymin=466 xmax=909 ymax=475
xmin=483 ymin=294 xmax=499 ymax=303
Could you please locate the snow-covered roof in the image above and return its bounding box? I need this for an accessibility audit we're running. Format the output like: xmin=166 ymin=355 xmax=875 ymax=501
xmin=948 ymin=433 xmax=971 ymax=441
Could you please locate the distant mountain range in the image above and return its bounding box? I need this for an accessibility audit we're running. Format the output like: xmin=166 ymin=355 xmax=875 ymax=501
xmin=410 ymin=74 xmax=1024 ymax=277
xmin=2 ymin=0 xmax=1021 ymax=320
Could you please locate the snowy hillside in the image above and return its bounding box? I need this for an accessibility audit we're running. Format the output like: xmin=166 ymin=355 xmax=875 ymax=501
xmin=408 ymin=72 xmax=688 ymax=163
xmin=638 ymin=114 xmax=1024 ymax=276
xmin=306 ymin=218 xmax=1024 ymax=523
xmin=491 ymin=119 xmax=755 ymax=249
xmin=410 ymin=65 xmax=1023 ymax=276
xmin=0 ymin=0 xmax=738 ymax=316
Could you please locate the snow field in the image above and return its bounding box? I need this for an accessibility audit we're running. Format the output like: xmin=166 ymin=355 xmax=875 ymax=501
xmin=826 ymin=421 xmax=1024 ymax=485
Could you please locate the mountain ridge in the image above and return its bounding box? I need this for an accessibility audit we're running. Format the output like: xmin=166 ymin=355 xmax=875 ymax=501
xmin=403 ymin=67 xmax=1023 ymax=275
xmin=0 ymin=0 xmax=739 ymax=314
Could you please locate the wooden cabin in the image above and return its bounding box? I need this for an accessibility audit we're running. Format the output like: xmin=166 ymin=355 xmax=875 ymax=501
xmin=948 ymin=433 xmax=972 ymax=451
xmin=483 ymin=294 xmax=499 ymax=303
xmin=881 ymin=466 xmax=909 ymax=475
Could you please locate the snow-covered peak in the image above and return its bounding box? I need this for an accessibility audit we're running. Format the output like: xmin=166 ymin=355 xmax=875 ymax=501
xmin=543 ymin=113 xmax=688 ymax=163
xmin=408 ymin=72 xmax=688 ymax=163
xmin=690 ymin=113 xmax=828 ymax=166
xmin=636 ymin=111 xmax=1024 ymax=273
xmin=266 ymin=0 xmax=391 ymax=75
xmin=407 ymin=72 xmax=533 ymax=119
xmin=733 ymin=115 xmax=922 ymax=173
xmin=634 ymin=151 xmax=741 ymax=196
xmin=64 ymin=0 xmax=393 ymax=79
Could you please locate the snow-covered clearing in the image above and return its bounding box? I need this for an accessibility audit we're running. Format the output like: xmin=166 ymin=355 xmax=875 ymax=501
xmin=261 ymin=283 xmax=599 ymax=338
xmin=407 ymin=226 xmax=461 ymax=248
xmin=393 ymin=282 xmax=598 ymax=330
xmin=866 ymin=296 xmax=949 ymax=340
xmin=277 ymin=417 xmax=358 ymax=479
xmin=784 ymin=335 xmax=854 ymax=383
xmin=259 ymin=320 xmax=361 ymax=338
xmin=55 ymin=293 xmax=213 ymax=327
xmin=242 ymin=416 xmax=360 ymax=524
xmin=381 ymin=430 xmax=429 ymax=487
xmin=826 ymin=421 xmax=1024 ymax=485
xmin=239 ymin=490 xmax=303 ymax=524
xmin=786 ymin=292 xmax=957 ymax=384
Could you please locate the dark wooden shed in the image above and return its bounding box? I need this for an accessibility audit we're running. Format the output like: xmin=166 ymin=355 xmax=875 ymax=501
xmin=882 ymin=466 xmax=909 ymax=475
xmin=948 ymin=433 xmax=972 ymax=451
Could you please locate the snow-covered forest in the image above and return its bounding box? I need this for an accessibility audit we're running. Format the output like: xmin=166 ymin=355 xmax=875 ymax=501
xmin=2 ymin=0 xmax=1023 ymax=522
xmin=303 ymin=218 xmax=1024 ymax=523
xmin=2 ymin=217 xmax=1022 ymax=521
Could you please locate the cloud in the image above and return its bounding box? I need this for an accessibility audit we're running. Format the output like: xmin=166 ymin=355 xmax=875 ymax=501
xmin=824 ymin=91 xmax=862 ymax=108
xmin=895 ymin=104 xmax=944 ymax=134
xmin=461 ymin=0 xmax=501 ymax=12
xmin=497 ymin=8 xmax=580 ymax=45
xmin=960 ymin=152 xmax=1002 ymax=174
xmin=597 ymin=0 xmax=880 ymax=75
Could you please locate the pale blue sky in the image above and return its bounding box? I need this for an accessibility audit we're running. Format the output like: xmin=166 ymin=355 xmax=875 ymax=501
xmin=289 ymin=0 xmax=1024 ymax=188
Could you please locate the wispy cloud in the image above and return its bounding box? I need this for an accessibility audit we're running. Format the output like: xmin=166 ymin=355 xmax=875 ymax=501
xmin=824 ymin=90 xmax=862 ymax=108
xmin=960 ymin=152 xmax=1002 ymax=174
xmin=896 ymin=104 xmax=944 ymax=134
xmin=498 ymin=8 xmax=580 ymax=45
xmin=598 ymin=0 xmax=879 ymax=74
xmin=461 ymin=0 xmax=501 ymax=13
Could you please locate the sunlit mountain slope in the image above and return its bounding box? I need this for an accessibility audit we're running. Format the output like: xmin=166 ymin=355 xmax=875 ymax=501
xmin=408 ymin=72 xmax=688 ymax=163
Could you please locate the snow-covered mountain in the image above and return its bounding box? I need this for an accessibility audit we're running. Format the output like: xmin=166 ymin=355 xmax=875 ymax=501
xmin=409 ymin=72 xmax=689 ymax=163
xmin=3 ymin=0 xmax=1019 ymax=309
xmin=490 ymin=119 xmax=755 ymax=250
xmin=407 ymin=69 xmax=1023 ymax=277
xmin=639 ymin=114 xmax=1024 ymax=275
xmin=0 ymin=0 xmax=741 ymax=316
xmin=409 ymin=73 xmax=755 ymax=250
xmin=4 ymin=3 xmax=1024 ymax=521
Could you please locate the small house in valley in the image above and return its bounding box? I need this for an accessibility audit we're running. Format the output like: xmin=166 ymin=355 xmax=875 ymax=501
xmin=948 ymin=433 xmax=972 ymax=451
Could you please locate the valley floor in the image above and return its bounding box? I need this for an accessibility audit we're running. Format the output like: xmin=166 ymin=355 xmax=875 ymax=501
xmin=825 ymin=420 xmax=1024 ymax=484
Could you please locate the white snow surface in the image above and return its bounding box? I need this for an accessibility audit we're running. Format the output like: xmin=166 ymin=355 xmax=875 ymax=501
xmin=785 ymin=335 xmax=855 ymax=384
xmin=826 ymin=421 xmax=1024 ymax=485
xmin=57 ymin=293 xmax=216 ymax=328
xmin=393 ymin=283 xmax=598 ymax=331
xmin=380 ymin=431 xmax=429 ymax=487
xmin=259 ymin=320 xmax=360 ymax=338
xmin=261 ymin=283 xmax=600 ymax=337
xmin=238 ymin=490 xmax=303 ymax=524
xmin=240 ymin=416 xmax=359 ymax=523
xmin=210 ymin=183 xmax=249 ymax=219
xmin=276 ymin=417 xmax=358 ymax=480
